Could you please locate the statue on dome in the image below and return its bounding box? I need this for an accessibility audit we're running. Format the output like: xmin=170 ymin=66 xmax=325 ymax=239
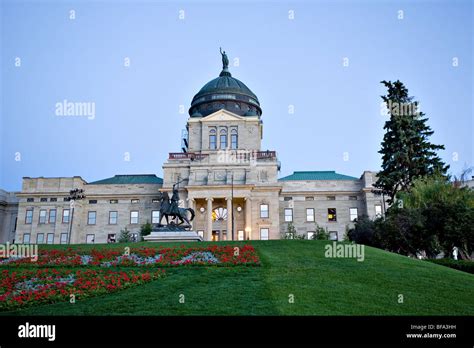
xmin=220 ymin=47 xmax=229 ymax=70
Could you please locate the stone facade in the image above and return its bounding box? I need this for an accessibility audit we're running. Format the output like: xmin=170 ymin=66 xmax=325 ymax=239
xmin=0 ymin=189 xmax=19 ymax=243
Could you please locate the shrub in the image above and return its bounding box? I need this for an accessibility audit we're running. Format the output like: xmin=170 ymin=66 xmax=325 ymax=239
xmin=313 ymin=223 xmax=329 ymax=240
xmin=140 ymin=221 xmax=153 ymax=239
xmin=118 ymin=227 xmax=131 ymax=243
xmin=426 ymin=259 xmax=474 ymax=274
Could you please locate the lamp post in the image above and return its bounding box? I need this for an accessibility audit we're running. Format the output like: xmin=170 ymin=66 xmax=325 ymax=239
xmin=231 ymin=172 xmax=234 ymax=241
xmin=67 ymin=188 xmax=85 ymax=244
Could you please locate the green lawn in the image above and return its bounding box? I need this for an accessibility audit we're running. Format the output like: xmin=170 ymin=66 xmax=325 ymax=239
xmin=2 ymin=240 xmax=473 ymax=315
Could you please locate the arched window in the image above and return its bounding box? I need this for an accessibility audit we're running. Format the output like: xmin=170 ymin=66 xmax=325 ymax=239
xmin=212 ymin=207 xmax=228 ymax=221
xmin=220 ymin=129 xmax=227 ymax=149
xmin=231 ymin=129 xmax=238 ymax=149
xmin=209 ymin=128 xmax=216 ymax=150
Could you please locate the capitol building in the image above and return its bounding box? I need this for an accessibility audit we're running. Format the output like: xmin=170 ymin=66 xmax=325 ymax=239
xmin=1 ymin=55 xmax=387 ymax=244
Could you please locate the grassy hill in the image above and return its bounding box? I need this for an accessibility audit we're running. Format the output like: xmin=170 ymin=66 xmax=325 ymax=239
xmin=3 ymin=240 xmax=473 ymax=315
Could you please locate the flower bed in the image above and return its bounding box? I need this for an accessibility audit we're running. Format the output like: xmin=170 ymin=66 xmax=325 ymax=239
xmin=0 ymin=245 xmax=260 ymax=268
xmin=0 ymin=268 xmax=164 ymax=311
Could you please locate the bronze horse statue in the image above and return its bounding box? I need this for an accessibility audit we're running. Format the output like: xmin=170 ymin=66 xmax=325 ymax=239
xmin=156 ymin=191 xmax=195 ymax=226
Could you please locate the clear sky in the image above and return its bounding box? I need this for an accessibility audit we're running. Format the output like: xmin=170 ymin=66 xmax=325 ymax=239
xmin=1 ymin=0 xmax=472 ymax=191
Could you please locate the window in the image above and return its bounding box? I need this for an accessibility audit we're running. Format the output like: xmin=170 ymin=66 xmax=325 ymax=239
xmin=39 ymin=210 xmax=47 ymax=224
xmin=109 ymin=211 xmax=118 ymax=225
xmin=238 ymin=230 xmax=244 ymax=241
xmin=260 ymin=204 xmax=269 ymax=218
xmin=349 ymin=196 xmax=357 ymax=201
xmin=89 ymin=200 xmax=97 ymax=204
xmin=27 ymin=198 xmax=34 ymax=202
xmin=110 ymin=199 xmax=118 ymax=204
xmin=25 ymin=209 xmax=33 ymax=224
xmin=350 ymin=208 xmax=358 ymax=221
xmin=50 ymin=197 xmax=57 ymax=202
xmin=23 ymin=233 xmax=30 ymax=244
xmin=131 ymin=199 xmax=140 ymax=204
xmin=306 ymin=208 xmax=315 ymax=222
xmin=283 ymin=197 xmax=292 ymax=201
xmin=107 ymin=234 xmax=116 ymax=243
xmin=62 ymin=209 xmax=70 ymax=223
xmin=260 ymin=228 xmax=269 ymax=240
xmin=209 ymin=129 xmax=217 ymax=150
xmin=307 ymin=232 xmax=315 ymax=240
xmin=152 ymin=199 xmax=159 ymax=203
xmin=36 ymin=233 xmax=44 ymax=244
xmin=49 ymin=209 xmax=56 ymax=224
xmin=375 ymin=205 xmax=382 ymax=217
xmin=197 ymin=230 xmax=204 ymax=238
xmin=220 ymin=129 xmax=227 ymax=149
xmin=305 ymin=197 xmax=314 ymax=201
xmin=47 ymin=233 xmax=54 ymax=244
xmin=63 ymin=197 xmax=70 ymax=201
xmin=130 ymin=233 xmax=139 ymax=242
xmin=87 ymin=211 xmax=96 ymax=225
xmin=231 ymin=129 xmax=238 ymax=149
xmin=328 ymin=208 xmax=337 ymax=222
xmin=327 ymin=196 xmax=336 ymax=201
xmin=60 ymin=233 xmax=68 ymax=244
xmin=40 ymin=198 xmax=48 ymax=202
xmin=152 ymin=211 xmax=160 ymax=224
xmin=130 ymin=211 xmax=139 ymax=224
xmin=329 ymin=231 xmax=338 ymax=241
xmin=284 ymin=208 xmax=293 ymax=222
xmin=86 ymin=234 xmax=95 ymax=244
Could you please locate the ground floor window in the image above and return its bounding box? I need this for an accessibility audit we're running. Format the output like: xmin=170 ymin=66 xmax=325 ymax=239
xmin=260 ymin=228 xmax=269 ymax=240
xmin=329 ymin=231 xmax=338 ymax=241
xmin=307 ymin=231 xmax=315 ymax=240
xmin=23 ymin=233 xmax=30 ymax=244
xmin=130 ymin=233 xmax=139 ymax=242
xmin=107 ymin=234 xmax=116 ymax=243
xmin=152 ymin=210 xmax=160 ymax=224
xmin=375 ymin=205 xmax=382 ymax=217
xmin=47 ymin=233 xmax=54 ymax=244
xmin=86 ymin=234 xmax=95 ymax=244
xmin=60 ymin=233 xmax=68 ymax=244
xmin=36 ymin=233 xmax=44 ymax=244
xmin=350 ymin=208 xmax=358 ymax=221
xmin=238 ymin=230 xmax=244 ymax=241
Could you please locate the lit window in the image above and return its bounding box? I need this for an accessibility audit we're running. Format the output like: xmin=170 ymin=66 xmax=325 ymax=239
xmin=209 ymin=129 xmax=217 ymax=150
xmin=88 ymin=211 xmax=96 ymax=225
xmin=284 ymin=208 xmax=293 ymax=222
xmin=49 ymin=209 xmax=56 ymax=224
xmin=350 ymin=208 xmax=358 ymax=221
xmin=220 ymin=129 xmax=227 ymax=149
xmin=86 ymin=234 xmax=95 ymax=244
xmin=307 ymin=232 xmax=315 ymax=240
xmin=260 ymin=204 xmax=269 ymax=218
xmin=130 ymin=211 xmax=139 ymax=224
xmin=36 ymin=233 xmax=44 ymax=244
xmin=110 ymin=199 xmax=118 ymax=204
xmin=231 ymin=129 xmax=238 ymax=149
xmin=328 ymin=208 xmax=337 ymax=222
xmin=131 ymin=199 xmax=140 ymax=204
xmin=60 ymin=233 xmax=68 ymax=244
xmin=109 ymin=211 xmax=118 ymax=225
xmin=25 ymin=209 xmax=33 ymax=224
xmin=375 ymin=205 xmax=382 ymax=217
xmin=39 ymin=210 xmax=47 ymax=224
xmin=47 ymin=233 xmax=54 ymax=244
xmin=238 ymin=230 xmax=244 ymax=241
xmin=260 ymin=228 xmax=269 ymax=240
xmin=212 ymin=207 xmax=227 ymax=221
xmin=23 ymin=234 xmax=31 ymax=244
xmin=62 ymin=209 xmax=70 ymax=223
xmin=306 ymin=208 xmax=315 ymax=222
xmin=152 ymin=210 xmax=160 ymax=224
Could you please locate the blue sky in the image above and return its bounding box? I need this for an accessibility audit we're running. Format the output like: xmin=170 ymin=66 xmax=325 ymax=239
xmin=1 ymin=0 xmax=472 ymax=191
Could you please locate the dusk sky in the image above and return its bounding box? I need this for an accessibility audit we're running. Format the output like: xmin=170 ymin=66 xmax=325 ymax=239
xmin=1 ymin=0 xmax=472 ymax=191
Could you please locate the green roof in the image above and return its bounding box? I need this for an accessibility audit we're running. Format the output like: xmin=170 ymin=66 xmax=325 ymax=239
xmin=279 ymin=171 xmax=358 ymax=181
xmin=88 ymin=174 xmax=163 ymax=185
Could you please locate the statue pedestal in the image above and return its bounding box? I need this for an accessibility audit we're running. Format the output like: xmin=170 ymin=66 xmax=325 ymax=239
xmin=144 ymin=230 xmax=203 ymax=242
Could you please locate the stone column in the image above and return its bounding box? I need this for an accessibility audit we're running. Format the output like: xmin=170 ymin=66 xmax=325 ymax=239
xmin=188 ymin=198 xmax=195 ymax=229
xmin=206 ymin=197 xmax=213 ymax=241
xmin=245 ymin=197 xmax=252 ymax=240
xmin=226 ymin=197 xmax=233 ymax=241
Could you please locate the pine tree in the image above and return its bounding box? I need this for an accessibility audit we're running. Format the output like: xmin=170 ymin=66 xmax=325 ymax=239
xmin=375 ymin=80 xmax=448 ymax=203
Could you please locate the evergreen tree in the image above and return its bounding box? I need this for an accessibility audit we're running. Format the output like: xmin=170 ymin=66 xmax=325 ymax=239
xmin=375 ymin=80 xmax=448 ymax=203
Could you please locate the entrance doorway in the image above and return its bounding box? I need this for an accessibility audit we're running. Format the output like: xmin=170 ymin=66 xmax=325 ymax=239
xmin=211 ymin=230 xmax=227 ymax=241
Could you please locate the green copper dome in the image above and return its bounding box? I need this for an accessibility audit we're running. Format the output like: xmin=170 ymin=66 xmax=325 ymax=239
xmin=189 ymin=51 xmax=262 ymax=117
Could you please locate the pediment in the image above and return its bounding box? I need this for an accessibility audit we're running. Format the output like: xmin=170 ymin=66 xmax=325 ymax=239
xmin=200 ymin=109 xmax=246 ymax=122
